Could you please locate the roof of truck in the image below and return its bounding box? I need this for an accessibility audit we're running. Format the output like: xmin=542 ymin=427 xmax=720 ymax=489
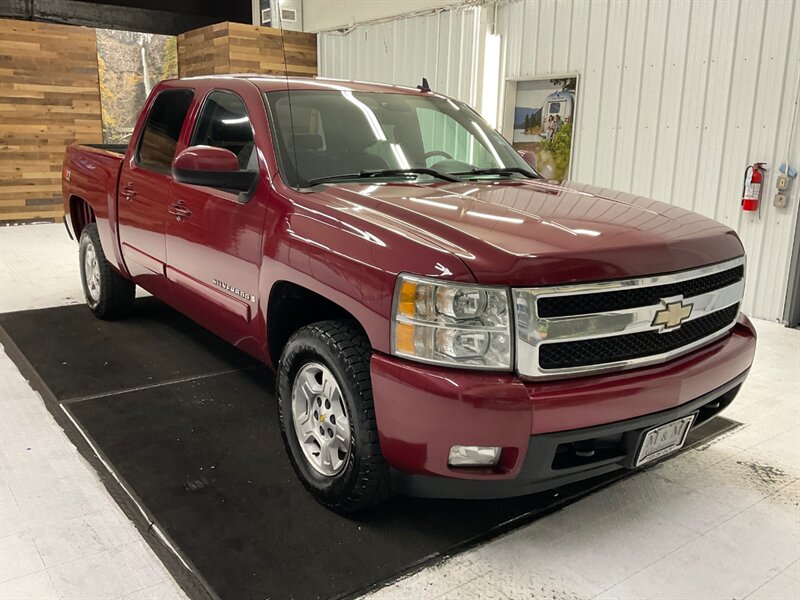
xmin=179 ymin=74 xmax=436 ymax=96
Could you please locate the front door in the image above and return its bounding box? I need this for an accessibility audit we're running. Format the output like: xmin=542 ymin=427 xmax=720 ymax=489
xmin=118 ymin=88 xmax=194 ymax=295
xmin=165 ymin=89 xmax=268 ymax=347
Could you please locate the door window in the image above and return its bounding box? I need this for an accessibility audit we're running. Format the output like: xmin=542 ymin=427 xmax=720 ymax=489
xmin=191 ymin=91 xmax=256 ymax=170
xmin=136 ymin=89 xmax=194 ymax=172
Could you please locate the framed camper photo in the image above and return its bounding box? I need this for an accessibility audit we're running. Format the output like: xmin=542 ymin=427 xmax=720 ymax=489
xmin=503 ymin=75 xmax=579 ymax=180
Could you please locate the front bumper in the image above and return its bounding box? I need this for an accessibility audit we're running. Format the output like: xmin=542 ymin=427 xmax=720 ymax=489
xmin=392 ymin=371 xmax=745 ymax=498
xmin=370 ymin=314 xmax=756 ymax=499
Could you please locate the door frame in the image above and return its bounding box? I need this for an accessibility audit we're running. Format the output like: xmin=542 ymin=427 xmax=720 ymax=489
xmin=783 ymin=201 xmax=800 ymax=327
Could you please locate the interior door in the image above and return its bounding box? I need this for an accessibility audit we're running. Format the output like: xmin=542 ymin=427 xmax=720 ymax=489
xmin=165 ymin=89 xmax=268 ymax=345
xmin=118 ymin=88 xmax=194 ymax=294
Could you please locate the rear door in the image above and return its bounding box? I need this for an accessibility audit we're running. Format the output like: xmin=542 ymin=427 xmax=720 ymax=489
xmin=165 ymin=87 xmax=268 ymax=345
xmin=118 ymin=88 xmax=194 ymax=293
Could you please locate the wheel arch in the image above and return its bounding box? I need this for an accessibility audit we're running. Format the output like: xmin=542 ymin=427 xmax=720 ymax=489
xmin=69 ymin=195 xmax=96 ymax=239
xmin=266 ymin=280 xmax=371 ymax=366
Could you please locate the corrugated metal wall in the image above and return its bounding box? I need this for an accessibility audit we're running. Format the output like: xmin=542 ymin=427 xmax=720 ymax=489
xmin=318 ymin=6 xmax=482 ymax=106
xmin=318 ymin=0 xmax=800 ymax=322
xmin=499 ymin=0 xmax=800 ymax=322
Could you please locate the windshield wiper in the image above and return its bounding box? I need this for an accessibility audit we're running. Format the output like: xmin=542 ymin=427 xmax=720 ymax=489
xmin=453 ymin=167 xmax=539 ymax=179
xmin=307 ymin=168 xmax=458 ymax=186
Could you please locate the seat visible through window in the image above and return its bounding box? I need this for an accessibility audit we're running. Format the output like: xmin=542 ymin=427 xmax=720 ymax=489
xmin=192 ymin=91 xmax=255 ymax=170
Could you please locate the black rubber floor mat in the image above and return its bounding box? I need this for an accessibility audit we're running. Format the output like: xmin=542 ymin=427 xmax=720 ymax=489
xmin=0 ymin=298 xmax=259 ymax=401
xmin=0 ymin=300 xmax=740 ymax=600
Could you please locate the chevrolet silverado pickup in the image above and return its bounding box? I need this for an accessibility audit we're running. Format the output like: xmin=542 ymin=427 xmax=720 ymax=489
xmin=62 ymin=75 xmax=756 ymax=512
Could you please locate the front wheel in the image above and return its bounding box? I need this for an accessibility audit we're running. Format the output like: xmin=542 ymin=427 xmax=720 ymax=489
xmin=79 ymin=223 xmax=135 ymax=319
xmin=277 ymin=320 xmax=392 ymax=512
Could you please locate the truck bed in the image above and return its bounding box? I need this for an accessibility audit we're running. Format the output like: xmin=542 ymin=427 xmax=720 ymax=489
xmin=63 ymin=143 xmax=127 ymax=244
xmin=82 ymin=144 xmax=128 ymax=155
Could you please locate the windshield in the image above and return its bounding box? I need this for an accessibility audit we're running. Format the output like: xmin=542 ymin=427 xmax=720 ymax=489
xmin=264 ymin=90 xmax=535 ymax=188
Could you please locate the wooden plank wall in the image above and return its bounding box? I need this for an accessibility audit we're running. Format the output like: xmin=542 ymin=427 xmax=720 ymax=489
xmin=0 ymin=19 xmax=317 ymax=223
xmin=177 ymin=22 xmax=232 ymax=76
xmin=178 ymin=22 xmax=316 ymax=78
xmin=0 ymin=19 xmax=103 ymax=223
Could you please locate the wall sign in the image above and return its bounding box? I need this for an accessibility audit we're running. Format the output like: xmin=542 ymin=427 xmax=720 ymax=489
xmin=506 ymin=76 xmax=578 ymax=180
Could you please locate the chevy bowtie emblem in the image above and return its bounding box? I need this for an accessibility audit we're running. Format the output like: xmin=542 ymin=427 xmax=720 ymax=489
xmin=651 ymin=298 xmax=693 ymax=332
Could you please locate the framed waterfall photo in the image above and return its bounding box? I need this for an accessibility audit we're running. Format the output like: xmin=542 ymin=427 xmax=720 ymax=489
xmin=96 ymin=29 xmax=178 ymax=144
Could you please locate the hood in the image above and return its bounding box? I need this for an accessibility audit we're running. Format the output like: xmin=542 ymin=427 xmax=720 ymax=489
xmin=308 ymin=179 xmax=744 ymax=286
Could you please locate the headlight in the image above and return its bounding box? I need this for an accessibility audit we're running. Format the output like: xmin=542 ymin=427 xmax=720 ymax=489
xmin=391 ymin=274 xmax=512 ymax=370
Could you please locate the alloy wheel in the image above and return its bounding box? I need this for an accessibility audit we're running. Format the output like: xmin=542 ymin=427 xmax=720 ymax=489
xmin=83 ymin=242 xmax=101 ymax=303
xmin=291 ymin=362 xmax=351 ymax=476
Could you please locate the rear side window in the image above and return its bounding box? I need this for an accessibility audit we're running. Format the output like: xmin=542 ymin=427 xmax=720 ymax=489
xmin=191 ymin=91 xmax=256 ymax=170
xmin=137 ymin=89 xmax=194 ymax=172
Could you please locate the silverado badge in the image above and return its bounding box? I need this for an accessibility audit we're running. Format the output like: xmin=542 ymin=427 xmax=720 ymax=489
xmin=212 ymin=279 xmax=255 ymax=303
xmin=651 ymin=298 xmax=693 ymax=332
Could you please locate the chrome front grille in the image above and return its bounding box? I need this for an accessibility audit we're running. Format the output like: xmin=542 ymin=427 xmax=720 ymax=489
xmin=513 ymin=257 xmax=745 ymax=379
xmin=536 ymin=265 xmax=744 ymax=318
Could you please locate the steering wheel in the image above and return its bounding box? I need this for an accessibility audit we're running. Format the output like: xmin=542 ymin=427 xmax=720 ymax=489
xmin=424 ymin=150 xmax=453 ymax=161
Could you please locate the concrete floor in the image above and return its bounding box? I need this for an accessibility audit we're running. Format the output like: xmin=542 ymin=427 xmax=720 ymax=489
xmin=1 ymin=223 xmax=798 ymax=600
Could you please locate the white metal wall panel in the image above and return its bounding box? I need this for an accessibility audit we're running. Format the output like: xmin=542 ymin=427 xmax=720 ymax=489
xmin=317 ymin=0 xmax=799 ymax=321
xmin=741 ymin=0 xmax=800 ymax=317
xmin=318 ymin=7 xmax=481 ymax=105
xmin=500 ymin=0 xmax=800 ymax=322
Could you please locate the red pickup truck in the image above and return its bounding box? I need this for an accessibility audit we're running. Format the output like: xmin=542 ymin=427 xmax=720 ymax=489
xmin=62 ymin=75 xmax=756 ymax=512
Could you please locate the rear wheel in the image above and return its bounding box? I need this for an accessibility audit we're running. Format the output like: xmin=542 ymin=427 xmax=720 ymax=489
xmin=277 ymin=320 xmax=392 ymax=512
xmin=79 ymin=224 xmax=135 ymax=319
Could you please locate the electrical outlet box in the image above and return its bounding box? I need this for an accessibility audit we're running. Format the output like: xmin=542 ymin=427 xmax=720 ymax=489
xmin=774 ymin=193 xmax=787 ymax=208
xmin=776 ymin=175 xmax=792 ymax=191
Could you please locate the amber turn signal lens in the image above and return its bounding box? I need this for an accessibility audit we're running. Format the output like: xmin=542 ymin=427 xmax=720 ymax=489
xmin=397 ymin=280 xmax=417 ymax=317
xmin=394 ymin=322 xmax=415 ymax=354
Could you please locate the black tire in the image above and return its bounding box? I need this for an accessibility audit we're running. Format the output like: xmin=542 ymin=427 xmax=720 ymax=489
xmin=79 ymin=223 xmax=135 ymax=320
xmin=277 ymin=319 xmax=392 ymax=513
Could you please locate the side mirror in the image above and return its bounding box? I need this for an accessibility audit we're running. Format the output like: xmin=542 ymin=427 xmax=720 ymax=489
xmin=172 ymin=146 xmax=258 ymax=193
xmin=517 ymin=149 xmax=537 ymax=171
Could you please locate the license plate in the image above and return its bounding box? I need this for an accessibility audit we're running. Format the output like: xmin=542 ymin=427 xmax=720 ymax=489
xmin=635 ymin=414 xmax=696 ymax=467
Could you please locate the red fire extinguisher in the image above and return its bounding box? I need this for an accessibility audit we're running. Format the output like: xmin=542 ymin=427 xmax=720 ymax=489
xmin=742 ymin=163 xmax=766 ymax=212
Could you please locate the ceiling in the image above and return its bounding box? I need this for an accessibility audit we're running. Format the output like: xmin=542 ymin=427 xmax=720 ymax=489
xmin=0 ymin=0 xmax=252 ymax=35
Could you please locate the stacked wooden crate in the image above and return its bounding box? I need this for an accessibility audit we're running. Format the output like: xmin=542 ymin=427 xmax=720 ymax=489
xmin=0 ymin=19 xmax=103 ymax=223
xmin=178 ymin=22 xmax=316 ymax=78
